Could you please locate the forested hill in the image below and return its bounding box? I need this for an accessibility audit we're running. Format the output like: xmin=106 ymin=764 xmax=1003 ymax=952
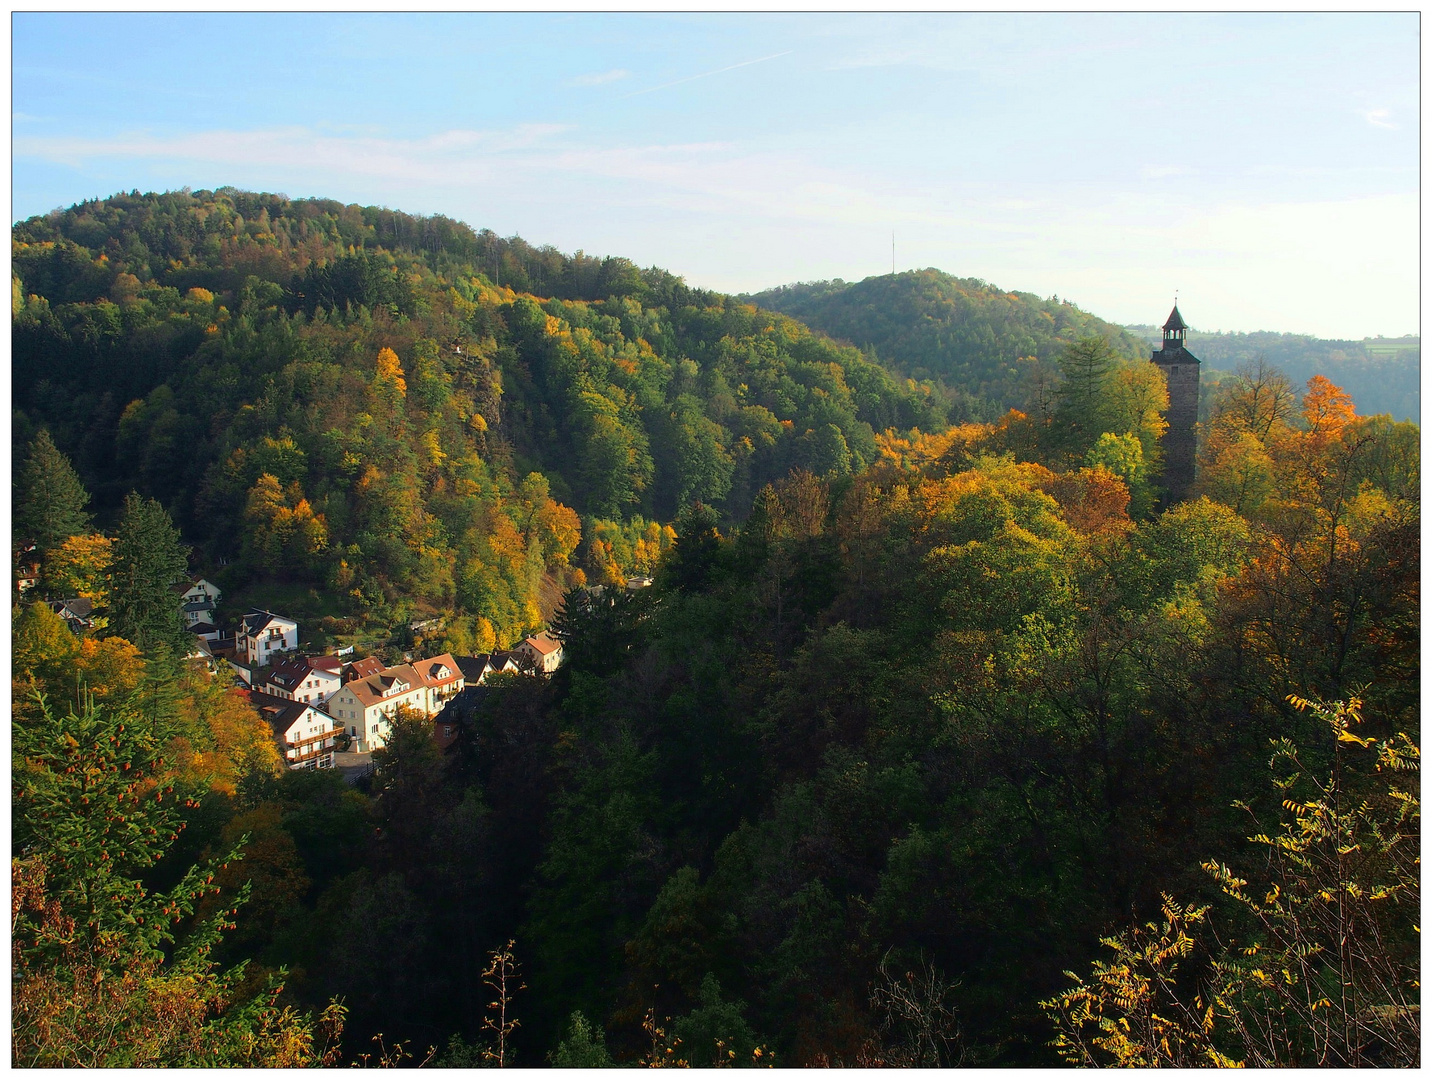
xmin=13 ymin=189 xmax=1420 ymax=1069
xmin=1124 ymin=325 xmax=1420 ymax=423
xmin=745 ymin=270 xmax=1146 ymax=420
xmin=12 ymin=188 xmax=944 ymax=645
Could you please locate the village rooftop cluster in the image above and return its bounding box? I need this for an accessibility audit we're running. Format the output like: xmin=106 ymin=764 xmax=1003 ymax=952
xmin=31 ymin=569 xmax=568 ymax=772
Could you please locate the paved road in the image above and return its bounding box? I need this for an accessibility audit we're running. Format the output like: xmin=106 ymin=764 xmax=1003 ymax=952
xmin=332 ymin=750 xmax=374 ymax=784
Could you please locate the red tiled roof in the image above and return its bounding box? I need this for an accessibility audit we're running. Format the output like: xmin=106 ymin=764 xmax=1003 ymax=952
xmin=413 ymin=652 xmax=462 ymax=687
xmin=346 ymin=656 xmax=384 ymax=681
xmin=523 ymin=632 xmax=561 ymax=656
xmin=342 ymin=664 xmax=423 ymax=708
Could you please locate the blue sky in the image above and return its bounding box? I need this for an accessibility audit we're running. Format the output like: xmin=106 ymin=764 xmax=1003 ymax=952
xmin=12 ymin=12 xmax=1419 ymax=338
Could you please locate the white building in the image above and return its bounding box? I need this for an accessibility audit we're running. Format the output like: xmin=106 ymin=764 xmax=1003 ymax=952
xmin=174 ymin=577 xmax=222 ymax=630
xmin=247 ymin=690 xmax=342 ymax=769
xmin=236 ymin=610 xmax=298 ymax=668
xmin=258 ymin=654 xmax=344 ymax=704
xmin=327 ymin=653 xmax=465 ymax=752
xmin=516 ymin=631 xmax=564 ymax=674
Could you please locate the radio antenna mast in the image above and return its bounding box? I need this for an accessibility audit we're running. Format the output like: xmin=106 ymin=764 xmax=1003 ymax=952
xmin=891 ymin=231 xmax=895 ymax=276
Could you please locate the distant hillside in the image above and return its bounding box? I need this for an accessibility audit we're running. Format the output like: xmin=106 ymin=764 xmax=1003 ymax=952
xmin=1124 ymin=326 xmax=1419 ymax=423
xmin=745 ymin=270 xmax=1147 ymax=421
xmin=12 ymin=188 xmax=944 ymax=644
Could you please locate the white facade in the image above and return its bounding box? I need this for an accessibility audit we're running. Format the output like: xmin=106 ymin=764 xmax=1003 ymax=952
xmin=517 ymin=632 xmax=564 ymax=674
xmin=327 ymin=654 xmax=464 ymax=752
xmin=259 ymin=657 xmax=343 ymax=704
xmin=250 ymin=693 xmax=341 ymax=769
xmin=237 ymin=610 xmax=299 ymax=668
xmin=177 ymin=578 xmax=222 ymax=629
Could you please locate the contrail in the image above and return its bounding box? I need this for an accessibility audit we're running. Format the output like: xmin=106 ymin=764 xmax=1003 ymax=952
xmin=626 ymin=51 xmax=793 ymax=98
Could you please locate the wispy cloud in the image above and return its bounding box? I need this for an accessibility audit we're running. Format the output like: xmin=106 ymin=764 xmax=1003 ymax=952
xmin=1140 ymin=164 xmax=1187 ymax=179
xmin=1361 ymin=107 xmax=1397 ymax=129
xmin=14 ymin=124 xmax=568 ymax=183
xmin=568 ymin=68 xmax=629 ymax=87
xmin=10 ymin=119 xmax=961 ymax=231
xmin=625 ymin=51 xmax=792 ymax=98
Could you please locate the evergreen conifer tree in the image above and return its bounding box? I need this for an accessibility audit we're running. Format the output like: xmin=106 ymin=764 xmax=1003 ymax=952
xmin=107 ymin=493 xmax=191 ymax=657
xmin=1052 ymin=336 xmax=1120 ymax=460
xmin=12 ymin=692 xmax=343 ymax=1066
xmin=15 ymin=429 xmax=91 ymax=556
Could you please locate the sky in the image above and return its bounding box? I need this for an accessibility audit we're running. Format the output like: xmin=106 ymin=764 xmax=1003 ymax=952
xmin=11 ymin=12 xmax=1420 ymax=339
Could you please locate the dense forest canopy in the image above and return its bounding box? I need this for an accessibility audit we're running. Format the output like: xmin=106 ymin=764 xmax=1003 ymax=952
xmin=745 ymin=270 xmax=1147 ymax=421
xmin=13 ymin=187 xmax=1420 ymax=1067
xmin=13 ymin=188 xmax=943 ymax=647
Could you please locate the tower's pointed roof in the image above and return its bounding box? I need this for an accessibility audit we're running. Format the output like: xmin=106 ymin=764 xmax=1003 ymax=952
xmin=1163 ymin=305 xmax=1188 ymax=332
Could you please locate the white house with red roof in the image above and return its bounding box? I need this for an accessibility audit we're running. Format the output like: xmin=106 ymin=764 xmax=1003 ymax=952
xmin=516 ymin=631 xmax=564 ymax=674
xmin=325 ymin=653 xmax=465 ymax=752
xmin=258 ymin=654 xmax=344 ymax=704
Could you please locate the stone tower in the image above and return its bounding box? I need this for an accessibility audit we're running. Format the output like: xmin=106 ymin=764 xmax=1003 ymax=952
xmin=1151 ymin=304 xmax=1200 ymax=504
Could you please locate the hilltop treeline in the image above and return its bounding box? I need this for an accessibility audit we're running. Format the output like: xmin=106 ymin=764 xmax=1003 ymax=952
xmin=746 ymin=270 xmax=1147 ymax=420
xmin=13 ymin=188 xmax=943 ymax=642
xmin=1124 ymin=325 xmax=1420 ymax=423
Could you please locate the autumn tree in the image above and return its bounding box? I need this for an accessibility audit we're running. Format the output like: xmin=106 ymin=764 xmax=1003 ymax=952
xmin=243 ymin=474 xmax=330 ymax=575
xmin=1044 ymin=696 xmax=1419 ymax=1068
xmin=41 ymin=532 xmax=112 ymax=607
xmin=12 ymin=692 xmax=343 ymax=1066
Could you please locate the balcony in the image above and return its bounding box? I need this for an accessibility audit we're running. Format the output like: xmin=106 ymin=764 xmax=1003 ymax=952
xmin=284 ymin=725 xmax=345 ymax=760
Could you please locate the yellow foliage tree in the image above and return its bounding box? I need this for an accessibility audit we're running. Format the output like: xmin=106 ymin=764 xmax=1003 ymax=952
xmin=373 ymin=346 xmax=407 ymax=399
xmin=41 ymin=532 xmax=112 ymax=607
xmin=243 ymin=474 xmax=330 ymax=575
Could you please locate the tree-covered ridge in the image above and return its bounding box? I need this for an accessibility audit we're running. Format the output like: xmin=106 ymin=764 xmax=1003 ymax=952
xmin=1124 ymin=324 xmax=1419 ymax=423
xmin=745 ymin=270 xmax=1147 ymax=420
xmin=12 ymin=186 xmax=1419 ymax=1068
xmin=13 ymin=188 xmax=942 ymax=645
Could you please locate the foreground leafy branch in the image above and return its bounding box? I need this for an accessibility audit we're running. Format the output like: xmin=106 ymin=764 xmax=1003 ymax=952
xmin=1043 ymin=695 xmax=1420 ymax=1067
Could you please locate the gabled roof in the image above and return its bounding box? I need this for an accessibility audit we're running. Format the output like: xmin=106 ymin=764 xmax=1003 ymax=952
xmin=1162 ymin=305 xmax=1188 ymax=332
xmin=262 ymin=667 xmax=304 ymax=690
xmin=49 ymin=597 xmax=94 ymax=619
xmin=172 ymin=575 xmax=218 ymax=594
xmin=341 ymin=664 xmax=424 ymax=708
xmin=413 ymin=653 xmax=462 ymax=686
xmin=456 ymin=654 xmax=495 ymax=682
xmin=269 ymin=656 xmax=342 ymax=685
xmin=245 ymin=689 xmax=326 ymax=739
xmin=345 ymin=656 xmax=384 ymax=681
xmin=522 ymin=632 xmax=562 ymax=656
xmin=239 ymin=609 xmax=296 ymax=635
